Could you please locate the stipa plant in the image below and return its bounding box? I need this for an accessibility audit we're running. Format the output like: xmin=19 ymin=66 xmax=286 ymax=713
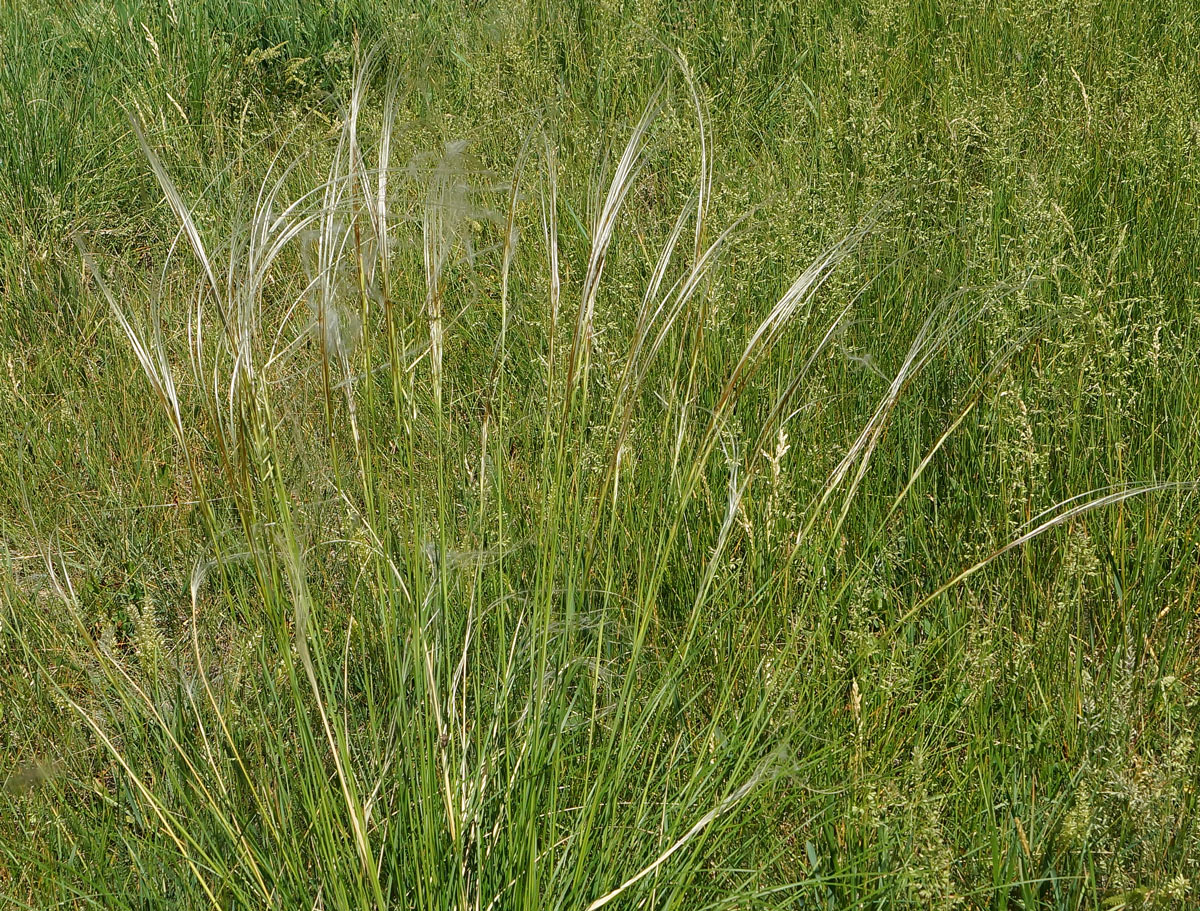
xmin=35 ymin=55 xmax=1189 ymax=910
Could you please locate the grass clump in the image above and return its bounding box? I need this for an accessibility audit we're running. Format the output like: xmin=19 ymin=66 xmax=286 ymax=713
xmin=16 ymin=59 xmax=880 ymax=909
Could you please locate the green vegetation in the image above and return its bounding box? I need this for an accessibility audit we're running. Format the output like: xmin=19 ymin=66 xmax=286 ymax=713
xmin=2 ymin=1 xmax=1198 ymax=908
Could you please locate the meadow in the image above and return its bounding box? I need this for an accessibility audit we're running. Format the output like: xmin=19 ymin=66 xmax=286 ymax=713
xmin=1 ymin=1 xmax=1198 ymax=908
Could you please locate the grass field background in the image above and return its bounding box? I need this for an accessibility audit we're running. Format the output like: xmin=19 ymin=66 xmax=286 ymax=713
xmin=2 ymin=1 xmax=1198 ymax=908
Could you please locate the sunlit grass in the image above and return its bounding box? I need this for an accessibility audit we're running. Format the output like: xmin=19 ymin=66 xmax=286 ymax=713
xmin=2 ymin=3 xmax=1199 ymax=909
